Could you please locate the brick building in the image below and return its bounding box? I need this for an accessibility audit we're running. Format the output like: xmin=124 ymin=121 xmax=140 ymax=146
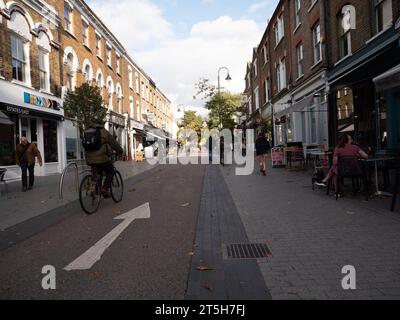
xmin=326 ymin=0 xmax=400 ymax=151
xmin=0 ymin=0 xmax=173 ymax=176
xmin=243 ymin=0 xmax=400 ymax=153
xmin=0 ymin=0 xmax=65 ymax=177
xmin=244 ymin=0 xmax=330 ymax=148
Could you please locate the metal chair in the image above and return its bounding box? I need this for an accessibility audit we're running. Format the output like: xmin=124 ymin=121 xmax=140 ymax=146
xmin=287 ymin=146 xmax=305 ymax=171
xmin=334 ymin=156 xmax=368 ymax=201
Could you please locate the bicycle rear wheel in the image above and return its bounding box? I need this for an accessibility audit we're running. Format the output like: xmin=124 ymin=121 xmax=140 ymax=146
xmin=111 ymin=170 xmax=124 ymax=203
xmin=79 ymin=175 xmax=101 ymax=214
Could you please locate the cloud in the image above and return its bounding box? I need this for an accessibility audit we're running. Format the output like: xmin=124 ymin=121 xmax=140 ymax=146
xmin=247 ymin=0 xmax=274 ymax=13
xmin=88 ymin=0 xmax=174 ymax=51
xmin=88 ymin=1 xmax=263 ymax=119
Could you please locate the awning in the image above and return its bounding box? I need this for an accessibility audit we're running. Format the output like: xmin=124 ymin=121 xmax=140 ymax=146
xmin=0 ymin=110 xmax=13 ymax=125
xmin=373 ymin=64 xmax=400 ymax=91
xmin=275 ymin=95 xmax=314 ymax=118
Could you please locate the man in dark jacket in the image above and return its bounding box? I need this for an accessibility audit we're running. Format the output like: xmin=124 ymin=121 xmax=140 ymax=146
xmin=16 ymin=136 xmax=43 ymax=192
xmin=84 ymin=123 xmax=124 ymax=198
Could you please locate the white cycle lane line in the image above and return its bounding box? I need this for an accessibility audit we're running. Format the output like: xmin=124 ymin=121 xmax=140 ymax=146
xmin=64 ymin=203 xmax=151 ymax=271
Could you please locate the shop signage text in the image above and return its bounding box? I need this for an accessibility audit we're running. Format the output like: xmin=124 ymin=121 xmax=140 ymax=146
xmin=24 ymin=92 xmax=61 ymax=111
xmin=6 ymin=105 xmax=29 ymax=115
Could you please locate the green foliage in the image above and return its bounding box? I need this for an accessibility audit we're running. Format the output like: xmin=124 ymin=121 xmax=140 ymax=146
xmin=178 ymin=110 xmax=204 ymax=140
xmin=63 ymin=83 xmax=107 ymax=134
xmin=195 ymin=78 xmax=241 ymax=131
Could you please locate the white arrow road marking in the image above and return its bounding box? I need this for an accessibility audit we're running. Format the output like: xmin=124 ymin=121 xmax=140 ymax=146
xmin=64 ymin=202 xmax=151 ymax=271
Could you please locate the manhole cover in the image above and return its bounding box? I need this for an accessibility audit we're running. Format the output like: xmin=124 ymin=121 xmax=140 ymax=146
xmin=224 ymin=243 xmax=272 ymax=260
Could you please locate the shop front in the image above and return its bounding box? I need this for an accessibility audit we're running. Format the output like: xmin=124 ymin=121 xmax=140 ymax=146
xmin=0 ymin=80 xmax=65 ymax=177
xmin=130 ymin=118 xmax=145 ymax=160
xmin=328 ymin=25 xmax=400 ymax=152
xmin=107 ymin=111 xmax=127 ymax=157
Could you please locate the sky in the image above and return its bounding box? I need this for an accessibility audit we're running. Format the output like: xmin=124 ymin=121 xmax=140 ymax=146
xmin=87 ymin=0 xmax=280 ymax=119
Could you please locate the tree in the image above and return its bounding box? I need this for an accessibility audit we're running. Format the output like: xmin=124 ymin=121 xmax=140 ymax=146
xmin=178 ymin=110 xmax=204 ymax=143
xmin=63 ymin=83 xmax=107 ymax=134
xmin=195 ymin=78 xmax=241 ymax=131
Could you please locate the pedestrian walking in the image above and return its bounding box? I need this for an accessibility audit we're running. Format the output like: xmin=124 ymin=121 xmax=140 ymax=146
xmin=255 ymin=133 xmax=270 ymax=176
xmin=16 ymin=136 xmax=43 ymax=192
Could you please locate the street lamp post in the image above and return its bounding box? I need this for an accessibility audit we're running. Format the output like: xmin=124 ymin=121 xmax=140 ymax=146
xmin=217 ymin=67 xmax=232 ymax=129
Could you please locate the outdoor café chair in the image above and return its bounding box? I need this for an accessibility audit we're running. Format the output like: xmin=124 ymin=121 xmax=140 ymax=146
xmin=328 ymin=155 xmax=368 ymax=201
xmin=391 ymin=169 xmax=400 ymax=212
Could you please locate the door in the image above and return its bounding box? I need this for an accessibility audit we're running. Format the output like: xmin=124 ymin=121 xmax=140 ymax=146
xmin=20 ymin=117 xmax=37 ymax=144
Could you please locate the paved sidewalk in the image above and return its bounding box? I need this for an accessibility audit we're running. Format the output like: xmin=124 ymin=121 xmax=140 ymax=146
xmin=186 ymin=165 xmax=271 ymax=300
xmin=0 ymin=161 xmax=156 ymax=231
xmin=222 ymin=164 xmax=400 ymax=300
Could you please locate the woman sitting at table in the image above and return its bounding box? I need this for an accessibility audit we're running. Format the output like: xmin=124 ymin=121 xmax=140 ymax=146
xmin=315 ymin=135 xmax=369 ymax=195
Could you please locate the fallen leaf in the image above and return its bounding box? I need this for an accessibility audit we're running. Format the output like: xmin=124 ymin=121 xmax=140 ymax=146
xmin=196 ymin=265 xmax=213 ymax=272
xmin=188 ymin=252 xmax=195 ymax=256
xmin=128 ymin=189 xmax=136 ymax=193
xmin=201 ymin=283 xmax=214 ymax=292
xmin=181 ymin=203 xmax=190 ymax=207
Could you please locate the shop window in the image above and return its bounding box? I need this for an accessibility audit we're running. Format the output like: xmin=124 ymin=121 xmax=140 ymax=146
xmin=0 ymin=113 xmax=19 ymax=166
xmin=43 ymin=120 xmax=58 ymax=163
xmin=65 ymin=119 xmax=78 ymax=160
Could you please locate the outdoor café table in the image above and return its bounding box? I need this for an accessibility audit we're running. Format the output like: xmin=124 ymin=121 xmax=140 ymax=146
xmin=309 ymin=150 xmax=333 ymax=168
xmin=360 ymin=156 xmax=400 ymax=198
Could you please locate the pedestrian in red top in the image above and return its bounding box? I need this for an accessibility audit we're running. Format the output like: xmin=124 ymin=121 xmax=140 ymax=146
xmin=315 ymin=135 xmax=368 ymax=195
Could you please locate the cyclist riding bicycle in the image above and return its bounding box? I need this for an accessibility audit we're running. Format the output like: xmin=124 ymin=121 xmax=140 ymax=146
xmin=82 ymin=121 xmax=124 ymax=199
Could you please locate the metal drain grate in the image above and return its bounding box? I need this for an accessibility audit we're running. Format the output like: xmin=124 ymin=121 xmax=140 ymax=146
xmin=225 ymin=243 xmax=272 ymax=260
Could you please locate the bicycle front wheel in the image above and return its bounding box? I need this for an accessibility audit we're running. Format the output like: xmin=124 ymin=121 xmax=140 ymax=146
xmin=79 ymin=175 xmax=101 ymax=215
xmin=111 ymin=170 xmax=124 ymax=203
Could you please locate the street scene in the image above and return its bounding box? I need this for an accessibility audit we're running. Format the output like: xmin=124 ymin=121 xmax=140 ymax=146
xmin=1 ymin=0 xmax=400 ymax=304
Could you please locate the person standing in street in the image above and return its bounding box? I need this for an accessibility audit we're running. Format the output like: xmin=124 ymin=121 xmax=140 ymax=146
xmin=255 ymin=133 xmax=270 ymax=176
xmin=16 ymin=136 xmax=43 ymax=192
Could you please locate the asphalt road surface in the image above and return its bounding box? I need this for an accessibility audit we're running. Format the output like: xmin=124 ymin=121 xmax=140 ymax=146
xmin=0 ymin=164 xmax=205 ymax=300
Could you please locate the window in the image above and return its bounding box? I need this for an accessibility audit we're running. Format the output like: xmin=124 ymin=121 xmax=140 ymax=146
xmin=276 ymin=59 xmax=286 ymax=92
xmin=106 ymin=45 xmax=111 ymax=66
xmin=82 ymin=20 xmax=89 ymax=47
xmin=84 ymin=64 xmax=90 ymax=82
xmin=97 ymin=73 xmax=102 ymax=88
xmin=253 ymin=59 xmax=258 ymax=78
xmin=263 ymin=44 xmax=269 ymax=64
xmin=130 ymin=97 xmax=134 ymax=118
xmin=274 ymin=14 xmax=284 ymax=45
xmin=95 ymin=34 xmax=101 ymax=57
xmin=38 ymin=49 xmax=49 ymax=90
xmin=141 ymin=82 xmax=145 ymax=98
xmin=375 ymin=0 xmax=392 ymax=33
xmin=264 ymin=79 xmax=270 ymax=104
xmin=136 ymin=74 xmax=140 ymax=93
xmin=295 ymin=0 xmax=301 ymax=27
xmin=65 ymin=120 xmax=78 ymax=160
xmin=339 ymin=13 xmax=351 ymax=58
xmin=43 ymin=120 xmax=58 ymax=163
xmin=11 ymin=35 xmax=26 ymax=82
xmin=254 ymin=87 xmax=260 ymax=110
xmin=66 ymin=53 xmax=74 ymax=91
xmin=296 ymin=42 xmax=304 ymax=78
xmin=116 ymin=55 xmax=120 ymax=74
xmin=136 ymin=101 xmax=141 ymax=121
xmin=64 ymin=3 xmax=73 ymax=33
xmin=128 ymin=68 xmax=133 ymax=88
xmin=312 ymin=22 xmax=322 ymax=64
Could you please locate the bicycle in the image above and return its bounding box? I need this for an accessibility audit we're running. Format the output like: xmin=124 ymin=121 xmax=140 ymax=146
xmin=79 ymin=164 xmax=124 ymax=215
